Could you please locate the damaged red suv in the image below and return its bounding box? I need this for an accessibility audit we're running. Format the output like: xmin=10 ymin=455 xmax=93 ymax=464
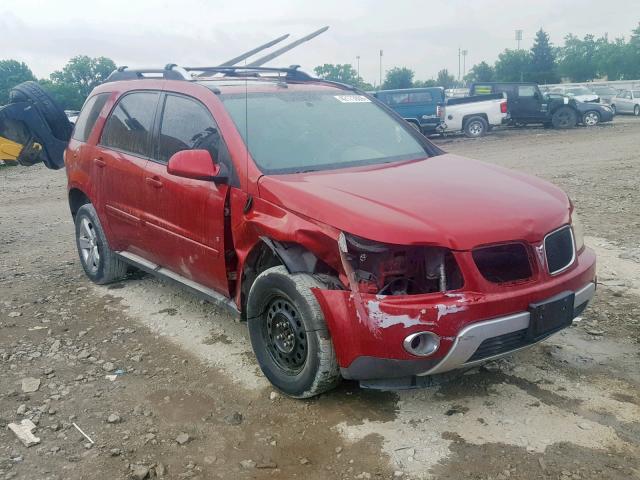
xmin=63 ymin=65 xmax=595 ymax=397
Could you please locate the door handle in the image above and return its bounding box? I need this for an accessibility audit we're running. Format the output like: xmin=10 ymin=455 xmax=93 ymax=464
xmin=145 ymin=176 xmax=163 ymax=189
xmin=94 ymin=157 xmax=106 ymax=168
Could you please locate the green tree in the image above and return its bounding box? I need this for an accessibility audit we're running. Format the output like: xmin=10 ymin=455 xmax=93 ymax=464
xmin=593 ymin=36 xmax=628 ymax=80
xmin=464 ymin=61 xmax=495 ymax=83
xmin=435 ymin=69 xmax=456 ymax=89
xmin=627 ymin=22 xmax=640 ymax=78
xmin=494 ymin=49 xmax=531 ymax=82
xmin=50 ymin=55 xmax=116 ymax=101
xmin=557 ymin=34 xmax=599 ymax=82
xmin=38 ymin=79 xmax=85 ymax=111
xmin=313 ymin=63 xmax=371 ymax=89
xmin=529 ymin=29 xmax=559 ymax=84
xmin=0 ymin=60 xmax=36 ymax=105
xmin=414 ymin=79 xmax=437 ymax=87
xmin=382 ymin=67 xmax=414 ymax=89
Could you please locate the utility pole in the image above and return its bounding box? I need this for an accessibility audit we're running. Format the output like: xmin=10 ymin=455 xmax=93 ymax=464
xmin=461 ymin=50 xmax=468 ymax=79
xmin=515 ymin=30 xmax=523 ymax=50
xmin=356 ymin=55 xmax=360 ymax=79
xmin=458 ymin=47 xmax=461 ymax=82
xmin=379 ymin=50 xmax=383 ymax=88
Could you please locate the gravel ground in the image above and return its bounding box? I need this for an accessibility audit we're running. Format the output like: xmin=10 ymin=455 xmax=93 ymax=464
xmin=1 ymin=116 xmax=639 ymax=480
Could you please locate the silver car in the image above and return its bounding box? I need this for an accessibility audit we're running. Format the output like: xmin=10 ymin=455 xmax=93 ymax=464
xmin=611 ymin=90 xmax=640 ymax=116
xmin=591 ymin=86 xmax=618 ymax=105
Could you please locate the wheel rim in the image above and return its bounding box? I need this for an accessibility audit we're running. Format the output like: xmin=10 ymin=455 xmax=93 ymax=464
xmin=635 ymin=106 xmax=639 ymax=116
xmin=584 ymin=112 xmax=598 ymax=126
xmin=78 ymin=217 xmax=100 ymax=273
xmin=468 ymin=121 xmax=483 ymax=136
xmin=264 ymin=297 xmax=307 ymax=374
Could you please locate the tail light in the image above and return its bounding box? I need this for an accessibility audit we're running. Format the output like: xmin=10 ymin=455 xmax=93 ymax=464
xmin=500 ymin=101 xmax=508 ymax=114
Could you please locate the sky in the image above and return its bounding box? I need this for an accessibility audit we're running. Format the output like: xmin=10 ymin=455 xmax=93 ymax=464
xmin=2 ymin=0 xmax=638 ymax=85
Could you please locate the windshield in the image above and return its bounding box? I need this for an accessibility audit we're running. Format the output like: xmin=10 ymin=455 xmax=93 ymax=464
xmin=566 ymin=87 xmax=593 ymax=96
xmin=634 ymin=91 xmax=640 ymax=97
xmin=220 ymin=90 xmax=429 ymax=174
xmin=593 ymin=87 xmax=617 ymax=95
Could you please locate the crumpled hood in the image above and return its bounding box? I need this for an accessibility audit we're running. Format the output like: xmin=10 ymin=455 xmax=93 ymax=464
xmin=257 ymin=154 xmax=570 ymax=250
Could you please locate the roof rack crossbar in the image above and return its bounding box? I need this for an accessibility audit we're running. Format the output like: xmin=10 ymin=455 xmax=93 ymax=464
xmin=185 ymin=65 xmax=314 ymax=81
xmin=104 ymin=64 xmax=192 ymax=83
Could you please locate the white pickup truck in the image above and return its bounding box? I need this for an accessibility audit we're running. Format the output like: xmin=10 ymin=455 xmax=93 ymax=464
xmin=437 ymin=93 xmax=508 ymax=138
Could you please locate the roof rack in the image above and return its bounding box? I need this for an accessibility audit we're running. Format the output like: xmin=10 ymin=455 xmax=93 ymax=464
xmin=185 ymin=65 xmax=314 ymax=82
xmin=104 ymin=64 xmax=191 ymax=83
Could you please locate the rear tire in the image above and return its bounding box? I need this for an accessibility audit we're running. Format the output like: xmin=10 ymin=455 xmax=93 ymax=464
xmin=9 ymin=81 xmax=72 ymax=141
xmin=551 ymin=107 xmax=577 ymax=129
xmin=610 ymin=104 xmax=616 ymax=115
xmin=463 ymin=116 xmax=488 ymax=138
xmin=247 ymin=266 xmax=340 ymax=398
xmin=634 ymin=105 xmax=640 ymax=117
xmin=582 ymin=111 xmax=600 ymax=127
xmin=74 ymin=204 xmax=128 ymax=285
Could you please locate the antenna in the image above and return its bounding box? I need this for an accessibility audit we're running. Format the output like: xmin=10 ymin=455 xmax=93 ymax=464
xmin=246 ymin=26 xmax=329 ymax=67
xmin=218 ymin=34 xmax=290 ymax=67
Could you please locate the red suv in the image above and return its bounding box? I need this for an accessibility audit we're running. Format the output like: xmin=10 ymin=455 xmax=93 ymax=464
xmin=59 ymin=65 xmax=596 ymax=397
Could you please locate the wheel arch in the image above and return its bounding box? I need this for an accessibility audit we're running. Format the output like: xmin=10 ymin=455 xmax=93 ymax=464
xmin=462 ymin=113 xmax=488 ymax=127
xmin=68 ymin=187 xmax=92 ymax=218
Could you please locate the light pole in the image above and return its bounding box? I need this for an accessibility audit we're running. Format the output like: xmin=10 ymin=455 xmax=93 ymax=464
xmin=515 ymin=30 xmax=523 ymax=50
xmin=461 ymin=50 xmax=468 ymax=79
xmin=379 ymin=50 xmax=383 ymax=88
xmin=458 ymin=47 xmax=461 ymax=82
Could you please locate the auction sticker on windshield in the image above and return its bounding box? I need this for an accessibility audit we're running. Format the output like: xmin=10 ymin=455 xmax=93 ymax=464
xmin=334 ymin=95 xmax=371 ymax=103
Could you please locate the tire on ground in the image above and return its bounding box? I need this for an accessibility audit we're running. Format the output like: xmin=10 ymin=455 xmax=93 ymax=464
xmin=582 ymin=111 xmax=600 ymax=127
xmin=551 ymin=107 xmax=578 ymax=129
xmin=463 ymin=116 xmax=488 ymax=138
xmin=74 ymin=204 xmax=128 ymax=284
xmin=635 ymin=105 xmax=640 ymax=117
xmin=247 ymin=265 xmax=340 ymax=398
xmin=9 ymin=81 xmax=73 ymax=141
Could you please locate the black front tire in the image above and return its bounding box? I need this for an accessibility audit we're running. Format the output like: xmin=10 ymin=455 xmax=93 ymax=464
xmin=247 ymin=266 xmax=340 ymax=398
xmin=74 ymin=204 xmax=128 ymax=285
xmin=551 ymin=107 xmax=578 ymax=129
xmin=582 ymin=111 xmax=600 ymax=127
xmin=634 ymin=105 xmax=640 ymax=117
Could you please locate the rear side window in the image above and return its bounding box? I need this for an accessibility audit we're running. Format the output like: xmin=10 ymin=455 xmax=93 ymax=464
xmin=473 ymin=84 xmax=493 ymax=95
xmin=408 ymin=92 xmax=433 ymax=103
xmin=72 ymin=93 xmax=110 ymax=142
xmin=156 ymin=94 xmax=221 ymax=164
xmin=100 ymin=92 xmax=159 ymax=157
xmin=518 ymin=85 xmax=537 ymax=97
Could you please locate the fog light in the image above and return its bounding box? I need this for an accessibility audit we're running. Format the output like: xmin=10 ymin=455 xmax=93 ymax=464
xmin=403 ymin=332 xmax=440 ymax=357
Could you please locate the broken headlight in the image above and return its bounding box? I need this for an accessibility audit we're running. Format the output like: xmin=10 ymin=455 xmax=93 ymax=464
xmin=338 ymin=232 xmax=463 ymax=295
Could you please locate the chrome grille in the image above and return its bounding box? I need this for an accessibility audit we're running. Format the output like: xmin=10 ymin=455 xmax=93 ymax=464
xmin=544 ymin=226 xmax=575 ymax=274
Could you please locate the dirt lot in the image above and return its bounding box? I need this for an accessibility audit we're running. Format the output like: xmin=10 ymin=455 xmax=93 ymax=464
xmin=1 ymin=117 xmax=639 ymax=480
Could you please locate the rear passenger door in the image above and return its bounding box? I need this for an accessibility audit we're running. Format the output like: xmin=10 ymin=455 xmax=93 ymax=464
xmin=141 ymin=92 xmax=231 ymax=295
xmin=96 ymin=91 xmax=160 ymax=254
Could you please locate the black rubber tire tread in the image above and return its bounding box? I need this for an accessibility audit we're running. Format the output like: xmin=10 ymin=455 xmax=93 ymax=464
xmin=551 ymin=107 xmax=577 ymax=129
xmin=463 ymin=116 xmax=488 ymax=138
xmin=247 ymin=265 xmax=340 ymax=398
xmin=74 ymin=204 xmax=128 ymax=285
xmin=9 ymin=81 xmax=72 ymax=141
xmin=634 ymin=105 xmax=640 ymax=117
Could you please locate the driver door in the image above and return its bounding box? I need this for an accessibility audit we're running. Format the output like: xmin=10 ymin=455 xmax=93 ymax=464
xmin=140 ymin=92 xmax=231 ymax=295
xmin=512 ymin=85 xmax=545 ymax=122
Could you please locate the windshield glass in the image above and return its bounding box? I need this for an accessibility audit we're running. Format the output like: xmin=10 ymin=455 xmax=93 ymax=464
xmin=593 ymin=87 xmax=617 ymax=95
xmin=567 ymin=87 xmax=593 ymax=96
xmin=634 ymin=91 xmax=640 ymax=97
xmin=220 ymin=90 xmax=429 ymax=174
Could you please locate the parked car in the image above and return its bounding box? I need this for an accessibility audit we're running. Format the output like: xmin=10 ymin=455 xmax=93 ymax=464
xmin=437 ymin=94 xmax=508 ymax=137
xmin=374 ymin=87 xmax=508 ymax=138
xmin=590 ymin=85 xmax=619 ymax=106
xmin=546 ymin=94 xmax=614 ymax=126
xmin=0 ymin=70 xmax=596 ymax=398
xmin=470 ymin=82 xmax=583 ymax=129
xmin=611 ymin=89 xmax=640 ymax=116
xmin=372 ymin=88 xmax=445 ymax=133
xmin=549 ymin=86 xmax=599 ymax=103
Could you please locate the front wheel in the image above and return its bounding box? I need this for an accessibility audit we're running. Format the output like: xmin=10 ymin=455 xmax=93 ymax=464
xmin=551 ymin=107 xmax=577 ymax=129
xmin=634 ymin=105 xmax=640 ymax=117
xmin=463 ymin=116 xmax=488 ymax=138
xmin=610 ymin=104 xmax=616 ymax=115
xmin=247 ymin=266 xmax=340 ymax=398
xmin=582 ymin=111 xmax=600 ymax=127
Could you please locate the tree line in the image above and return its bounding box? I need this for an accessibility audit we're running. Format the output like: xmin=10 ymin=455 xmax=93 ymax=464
xmin=1 ymin=21 xmax=638 ymax=109
xmin=316 ymin=22 xmax=640 ymax=89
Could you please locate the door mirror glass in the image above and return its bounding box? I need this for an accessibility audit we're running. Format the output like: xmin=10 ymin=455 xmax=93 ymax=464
xmin=167 ymin=149 xmax=220 ymax=180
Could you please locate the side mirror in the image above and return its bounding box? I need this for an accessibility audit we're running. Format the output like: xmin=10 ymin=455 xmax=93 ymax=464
xmin=166 ymin=149 xmax=220 ymax=181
